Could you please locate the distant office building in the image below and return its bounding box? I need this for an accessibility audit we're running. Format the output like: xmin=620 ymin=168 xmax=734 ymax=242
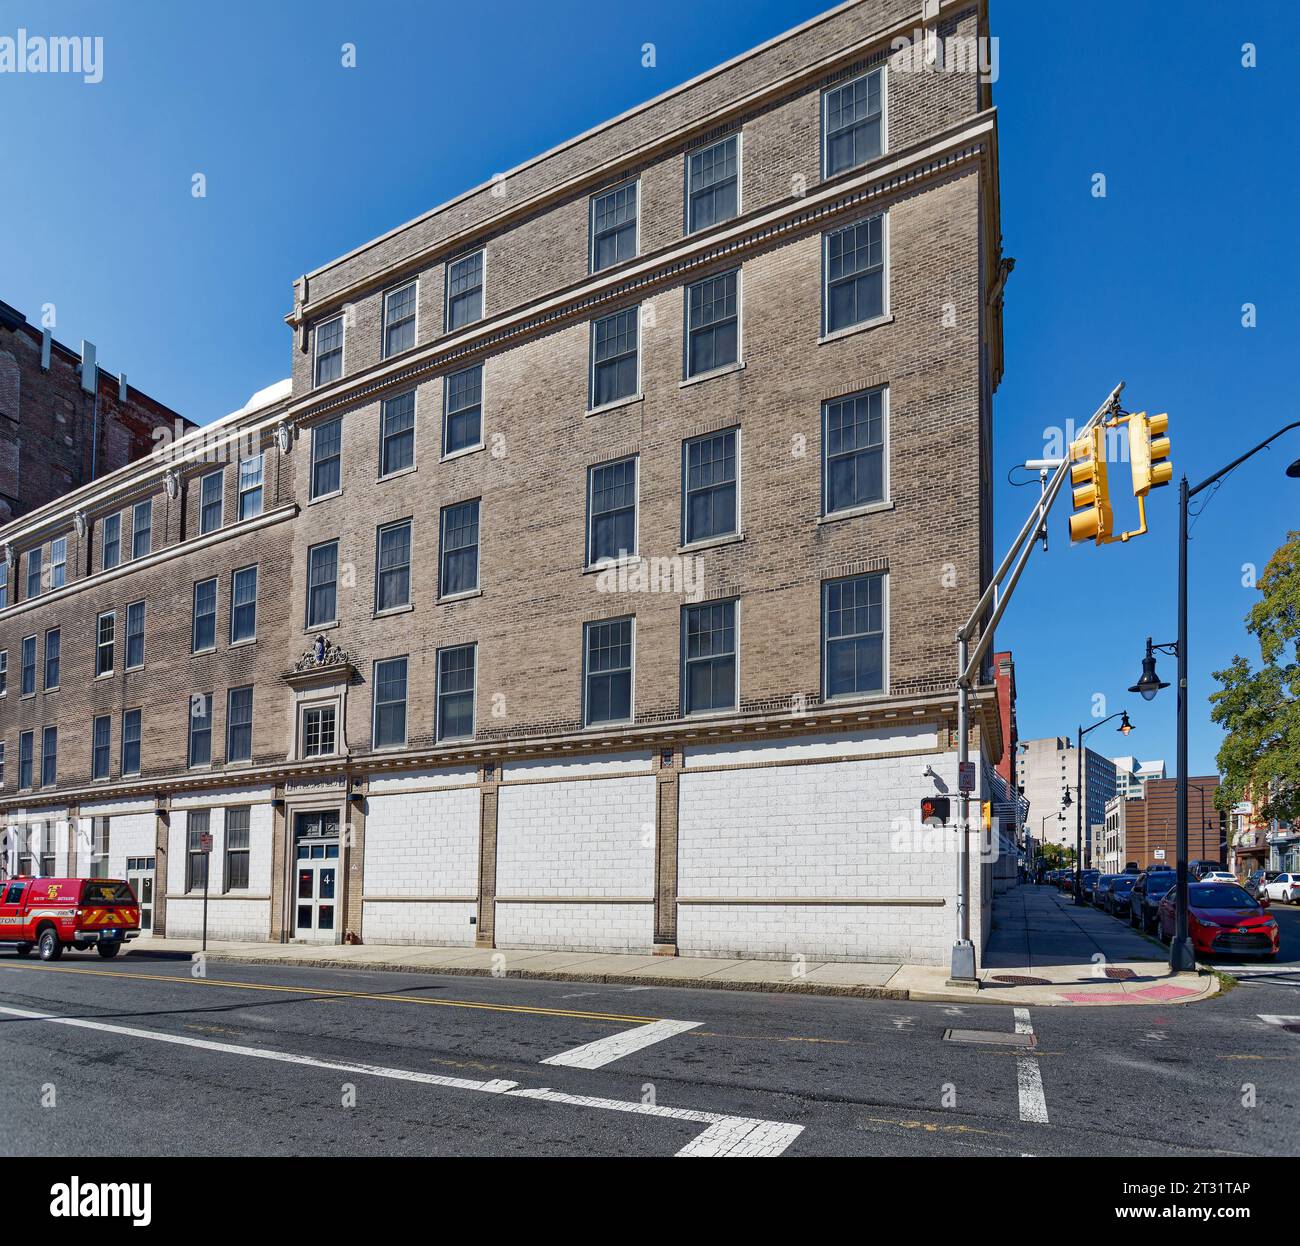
xmin=1111 ymin=755 xmax=1165 ymax=801
xmin=1017 ymin=736 xmax=1116 ymax=861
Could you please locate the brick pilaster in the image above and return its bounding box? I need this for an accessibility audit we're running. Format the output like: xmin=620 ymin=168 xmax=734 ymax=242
xmin=654 ymin=748 xmax=680 ymax=952
xmin=476 ymin=764 xmax=499 ymax=947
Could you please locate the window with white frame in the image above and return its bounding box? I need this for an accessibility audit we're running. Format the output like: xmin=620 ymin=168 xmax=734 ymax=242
xmin=26 ymin=547 xmax=41 ymax=598
xmin=373 ymin=656 xmax=408 ymax=749
xmin=126 ymin=600 xmax=146 ymax=668
xmin=375 ymin=521 xmax=412 ymax=613
xmin=822 ymin=387 xmax=886 ymax=515
xmin=186 ymin=810 xmax=210 ymax=891
xmin=439 ymin=500 xmax=479 ymax=597
xmin=302 ymin=704 xmax=336 ymax=758
xmin=311 ymin=417 xmax=342 ymax=499
xmin=822 ymin=573 xmax=885 ymax=698
xmin=823 ymin=214 xmax=885 ymax=335
xmin=230 ymin=567 xmax=257 ymax=643
xmin=436 ymin=644 xmax=476 ymax=741
xmin=20 ymin=635 xmax=35 ymax=694
xmin=238 ymin=454 xmax=264 ymax=520
xmin=445 ymin=249 xmax=484 ymax=331
xmin=91 ymin=818 xmax=110 ymax=878
xmin=41 ymin=725 xmax=57 ymax=787
xmin=682 ymin=428 xmax=738 ymax=545
xmin=18 ymin=731 xmax=33 ymax=789
xmin=132 ymin=500 xmax=152 ymax=558
xmin=188 ymin=694 xmax=213 ymax=767
xmin=95 ymin=613 xmax=114 ymax=676
xmin=0 ymin=561 xmax=8 ymax=608
xmin=225 ymin=807 xmax=250 ymax=891
xmin=226 ymin=686 xmax=253 ymax=763
xmin=685 ymin=270 xmax=739 ymax=377
xmin=314 ymin=315 xmax=344 ymax=387
xmin=681 ymin=600 xmax=737 ymax=715
xmin=590 ymin=307 xmax=639 ymax=408
xmin=307 ymin=541 xmax=339 ymax=627
xmin=687 ymin=135 xmax=739 ymax=232
xmin=379 ymin=391 xmax=416 ymax=477
xmin=43 ymin=628 xmax=59 ymax=690
xmin=587 ymin=457 xmax=637 ymax=566
xmin=50 ymin=537 xmax=67 ymax=589
xmin=382 ymin=281 xmax=418 ymax=357
xmin=823 ymin=68 xmax=884 ymax=177
xmin=584 ymin=617 xmax=633 ymax=726
xmin=0 ymin=649 xmax=6 ymax=696
xmin=92 ymin=714 xmax=111 ymax=780
xmin=102 ymin=513 xmax=121 ymax=570
xmin=590 ymin=181 xmax=638 ymax=272
xmin=200 ymin=470 xmax=224 ymax=534
xmin=443 ymin=364 xmax=482 ymax=456
xmin=122 ymin=708 xmax=142 ymax=776
xmin=192 ymin=578 xmax=217 ymax=652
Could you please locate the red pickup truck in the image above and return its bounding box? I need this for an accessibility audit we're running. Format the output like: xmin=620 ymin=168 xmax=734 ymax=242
xmin=0 ymin=877 xmax=141 ymax=961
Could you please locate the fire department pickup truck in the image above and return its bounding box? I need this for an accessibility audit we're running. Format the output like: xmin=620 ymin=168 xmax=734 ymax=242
xmin=0 ymin=877 xmax=141 ymax=961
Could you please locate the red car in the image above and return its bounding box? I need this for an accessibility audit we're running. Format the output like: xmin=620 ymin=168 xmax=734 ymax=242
xmin=1158 ymin=882 xmax=1279 ymax=959
xmin=0 ymin=876 xmax=141 ymax=961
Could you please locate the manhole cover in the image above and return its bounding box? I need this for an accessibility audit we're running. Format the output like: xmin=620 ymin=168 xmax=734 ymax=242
xmin=990 ymin=974 xmax=1051 ymax=986
xmin=1105 ymin=967 xmax=1137 ymax=981
xmin=943 ymin=1028 xmax=1036 ymax=1047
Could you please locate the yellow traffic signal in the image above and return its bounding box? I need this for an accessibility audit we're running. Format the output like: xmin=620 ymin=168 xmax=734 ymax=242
xmin=1128 ymin=411 xmax=1172 ymax=497
xmin=1067 ymin=427 xmax=1113 ymax=543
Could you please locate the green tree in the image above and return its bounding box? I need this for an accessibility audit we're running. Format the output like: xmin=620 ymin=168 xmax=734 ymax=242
xmin=1210 ymin=530 xmax=1300 ymax=822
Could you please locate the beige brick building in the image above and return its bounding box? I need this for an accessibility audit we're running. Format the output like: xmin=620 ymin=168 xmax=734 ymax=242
xmin=0 ymin=0 xmax=1010 ymax=966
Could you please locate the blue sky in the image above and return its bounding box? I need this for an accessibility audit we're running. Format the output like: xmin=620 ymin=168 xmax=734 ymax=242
xmin=0 ymin=0 xmax=1294 ymax=776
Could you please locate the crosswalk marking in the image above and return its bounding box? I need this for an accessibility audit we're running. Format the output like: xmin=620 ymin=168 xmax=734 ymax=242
xmin=541 ymin=1018 xmax=702 ymax=1069
xmin=1257 ymin=1014 xmax=1300 ymax=1029
xmin=1014 ymin=1008 xmax=1049 ymax=1124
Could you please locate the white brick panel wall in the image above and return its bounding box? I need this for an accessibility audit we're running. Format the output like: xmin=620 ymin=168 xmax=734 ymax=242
xmin=683 ymin=725 xmax=939 ymax=769
xmin=105 ymin=814 xmax=155 ymax=880
xmin=362 ymin=900 xmax=477 ymax=945
xmin=494 ymin=902 xmax=653 ymax=954
xmin=165 ymin=804 xmax=274 ymax=941
xmin=363 ymin=788 xmax=480 ymax=897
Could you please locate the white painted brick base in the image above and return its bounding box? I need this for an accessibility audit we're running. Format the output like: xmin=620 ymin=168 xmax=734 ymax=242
xmin=494 ymin=902 xmax=654 ymax=954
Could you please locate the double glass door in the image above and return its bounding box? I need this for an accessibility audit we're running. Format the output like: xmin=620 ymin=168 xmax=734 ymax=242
xmin=125 ymin=856 xmax=155 ymax=931
xmin=294 ymin=812 xmax=339 ymax=941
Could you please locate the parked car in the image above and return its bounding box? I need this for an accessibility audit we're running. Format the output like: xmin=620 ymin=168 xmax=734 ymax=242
xmin=1199 ymin=871 xmax=1237 ymax=885
xmin=0 ymin=876 xmax=141 ymax=960
xmin=1108 ymin=874 xmax=1138 ymax=915
xmin=1082 ymin=871 xmax=1108 ymax=905
xmin=1157 ymin=882 xmax=1279 ymax=959
xmin=1189 ymin=859 xmax=1223 ymax=881
xmin=1245 ymin=870 xmax=1280 ymax=900
xmin=1130 ymin=868 xmax=1178 ymax=934
xmin=1094 ymin=874 xmax=1120 ymax=908
xmin=1262 ymin=872 xmax=1300 ymax=904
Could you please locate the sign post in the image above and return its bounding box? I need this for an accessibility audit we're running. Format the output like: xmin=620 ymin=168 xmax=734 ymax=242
xmin=199 ymin=831 xmax=213 ymax=952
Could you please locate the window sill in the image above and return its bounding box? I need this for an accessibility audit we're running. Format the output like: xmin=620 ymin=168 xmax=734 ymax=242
xmin=20 ymin=692 xmax=35 ymax=701
xmin=228 ymin=638 xmax=257 ymax=650
xmin=441 ymin=443 xmax=485 ymax=464
xmin=374 ymin=604 xmax=415 ymax=619
xmin=307 ymin=489 xmax=343 ymax=507
xmin=304 ymin=620 xmax=340 ymax=634
xmin=817 ymin=500 xmax=895 ymax=525
xmin=682 ymin=705 xmax=740 ymax=722
xmin=43 ymin=686 xmax=59 ymax=695
xmin=586 ymin=393 xmax=644 ymax=418
xmin=677 ymin=531 xmax=744 ymax=555
xmin=818 ymin=313 xmax=895 ymax=345
xmin=679 ymin=361 xmax=745 ymax=389
xmin=378 ymin=465 xmax=418 ymax=485
xmin=438 ymin=588 xmax=482 ymax=604
xmin=93 ymin=673 xmax=113 ymax=682
xmin=582 ymin=556 xmax=641 ymax=576
xmin=190 ymin=648 xmax=217 ymax=659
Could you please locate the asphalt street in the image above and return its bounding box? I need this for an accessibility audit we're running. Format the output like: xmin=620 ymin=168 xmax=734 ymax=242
xmin=2 ymin=918 xmax=1299 ymax=1158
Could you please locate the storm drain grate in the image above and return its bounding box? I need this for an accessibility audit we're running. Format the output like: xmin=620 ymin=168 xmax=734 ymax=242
xmin=1105 ymin=966 xmax=1138 ymax=981
xmin=990 ymin=974 xmax=1051 ymax=986
xmin=943 ymin=1028 xmax=1036 ymax=1047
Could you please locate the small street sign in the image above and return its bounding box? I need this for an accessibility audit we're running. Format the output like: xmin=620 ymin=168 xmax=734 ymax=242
xmin=958 ymin=762 xmax=976 ymax=793
xmin=198 ymin=833 xmax=214 ymax=853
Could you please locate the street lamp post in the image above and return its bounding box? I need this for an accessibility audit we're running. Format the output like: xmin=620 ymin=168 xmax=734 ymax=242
xmin=1073 ymin=711 xmax=1133 ymax=904
xmin=1129 ymin=423 xmax=1300 ymax=970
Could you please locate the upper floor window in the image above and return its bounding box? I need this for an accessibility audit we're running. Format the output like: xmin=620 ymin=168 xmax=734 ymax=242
xmin=0 ymin=561 xmax=7 ymax=608
xmin=50 ymin=537 xmax=67 ymax=590
xmin=0 ymin=649 xmax=6 ymax=696
xmin=192 ymin=578 xmax=218 ymax=652
xmin=681 ymin=600 xmax=737 ymax=715
xmin=822 ymin=573 xmax=885 ymax=699
xmin=584 ymin=617 xmax=633 ymax=727
xmin=587 ymin=457 xmax=637 ymax=566
xmin=436 ymin=644 xmax=476 ymax=742
xmin=43 ymin=628 xmax=60 ymax=691
xmin=687 ymin=135 xmax=739 ymax=232
xmin=379 ymin=392 xmax=416 ymax=478
xmin=18 ymin=731 xmax=33 ymax=789
xmin=590 ymin=180 xmax=638 ymax=272
xmin=132 ymin=500 xmax=152 ymax=558
xmin=188 ymin=694 xmax=213 ymax=767
xmin=311 ymin=417 xmax=342 ymax=500
xmin=683 ymin=428 xmax=738 ymax=545
xmin=122 ymin=708 xmax=142 ymax=776
xmin=375 ymin=521 xmax=412 ymax=613
xmin=26 ymin=547 xmax=41 ymax=599
xmin=102 ymin=513 xmax=121 ymax=570
xmin=823 ymin=214 xmax=885 ymax=335
xmin=41 ymin=726 xmax=57 ymax=787
xmin=685 ymin=270 xmax=739 ymax=378
xmin=443 ymin=364 xmax=482 ymax=457
xmin=200 ymin=470 xmax=224 ymax=534
xmin=382 ymin=281 xmax=418 ymax=357
xmin=231 ymin=567 xmax=257 ymax=643
xmin=238 ymin=454 xmax=264 ymax=520
xmin=20 ymin=634 xmax=36 ymax=694
xmin=439 ymin=500 xmax=480 ymax=598
xmin=302 ymin=704 xmax=336 ymax=758
xmin=590 ymin=307 xmax=639 ymax=409
xmin=92 ymin=715 xmax=111 ymax=780
xmin=227 ymin=686 xmax=254 ymax=763
xmin=823 ymin=67 xmax=884 ymax=177
xmin=823 ymin=387 xmax=886 ymax=515
xmin=445 ymin=249 xmax=484 ymax=331
xmin=126 ymin=600 xmax=146 ymax=668
xmin=314 ymin=315 xmax=345 ymax=387
xmin=307 ymin=541 xmax=339 ymax=627
xmin=373 ymin=656 xmax=408 ymax=749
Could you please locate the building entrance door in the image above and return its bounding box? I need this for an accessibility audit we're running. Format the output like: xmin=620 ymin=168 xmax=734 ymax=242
xmin=293 ymin=811 xmax=340 ymax=941
xmin=125 ymin=857 xmax=156 ymax=932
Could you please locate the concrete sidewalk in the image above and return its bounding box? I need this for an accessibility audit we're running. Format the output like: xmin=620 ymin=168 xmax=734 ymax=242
xmin=121 ymin=885 xmax=1216 ymax=1006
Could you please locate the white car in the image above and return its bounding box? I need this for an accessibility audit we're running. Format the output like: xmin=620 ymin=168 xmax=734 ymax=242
xmin=1262 ymin=872 xmax=1300 ymax=904
xmin=1200 ymin=871 xmax=1237 ymax=885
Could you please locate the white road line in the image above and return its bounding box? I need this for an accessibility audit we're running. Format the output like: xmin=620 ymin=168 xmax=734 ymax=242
xmin=1013 ymin=1007 xmax=1049 ymax=1125
xmin=0 ymin=1004 xmax=801 ymax=1158
xmin=541 ymin=1018 xmax=701 ymax=1069
xmin=1257 ymin=1014 xmax=1300 ymax=1028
